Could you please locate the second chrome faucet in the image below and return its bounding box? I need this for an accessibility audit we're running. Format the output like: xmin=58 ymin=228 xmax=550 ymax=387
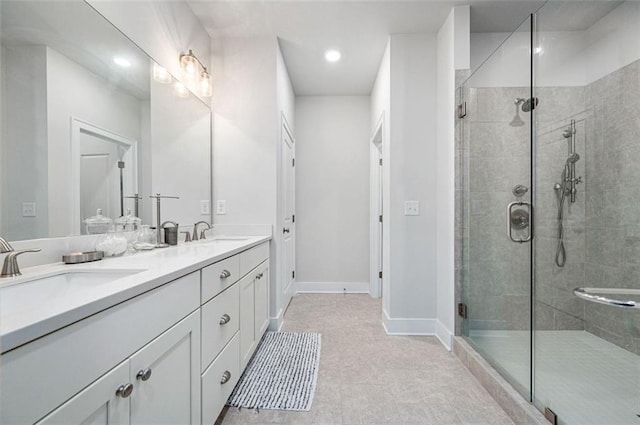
xmin=192 ymin=221 xmax=212 ymax=241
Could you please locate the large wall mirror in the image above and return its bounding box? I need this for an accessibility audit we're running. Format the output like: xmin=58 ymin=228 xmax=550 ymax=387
xmin=0 ymin=1 xmax=212 ymax=241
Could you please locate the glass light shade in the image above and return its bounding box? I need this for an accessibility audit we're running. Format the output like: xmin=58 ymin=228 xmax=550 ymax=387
xmin=174 ymin=81 xmax=189 ymax=98
xmin=152 ymin=63 xmax=172 ymax=84
xmin=200 ymin=71 xmax=212 ymax=97
xmin=180 ymin=52 xmax=198 ymax=82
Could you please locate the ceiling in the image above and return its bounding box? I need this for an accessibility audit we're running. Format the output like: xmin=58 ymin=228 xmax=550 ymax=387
xmin=187 ymin=0 xmax=620 ymax=96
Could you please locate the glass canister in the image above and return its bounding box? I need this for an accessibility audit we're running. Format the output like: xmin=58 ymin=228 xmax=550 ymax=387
xmin=95 ymin=226 xmax=128 ymax=256
xmin=134 ymin=225 xmax=156 ymax=250
xmin=116 ymin=209 xmax=142 ymax=253
xmin=84 ymin=208 xmax=113 ymax=234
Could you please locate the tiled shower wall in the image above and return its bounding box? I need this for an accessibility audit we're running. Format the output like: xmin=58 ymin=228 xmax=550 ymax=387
xmin=455 ymin=60 xmax=640 ymax=356
xmin=582 ymin=60 xmax=640 ymax=355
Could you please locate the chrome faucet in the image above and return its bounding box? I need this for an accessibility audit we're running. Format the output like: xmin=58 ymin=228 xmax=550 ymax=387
xmin=192 ymin=221 xmax=211 ymax=241
xmin=0 ymin=237 xmax=41 ymax=278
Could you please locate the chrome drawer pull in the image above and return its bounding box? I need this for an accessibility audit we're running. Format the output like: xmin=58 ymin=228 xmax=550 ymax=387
xmin=221 ymin=370 xmax=231 ymax=384
xmin=219 ymin=314 xmax=231 ymax=325
xmin=220 ymin=269 xmax=231 ymax=279
xmin=115 ymin=383 xmax=133 ymax=398
xmin=136 ymin=368 xmax=152 ymax=381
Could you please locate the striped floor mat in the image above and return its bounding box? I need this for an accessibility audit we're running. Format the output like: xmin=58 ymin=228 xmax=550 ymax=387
xmin=226 ymin=332 xmax=321 ymax=411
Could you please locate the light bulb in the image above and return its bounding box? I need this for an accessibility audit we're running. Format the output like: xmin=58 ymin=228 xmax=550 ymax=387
xmin=324 ymin=49 xmax=341 ymax=63
xmin=113 ymin=57 xmax=131 ymax=68
xmin=200 ymin=71 xmax=212 ymax=97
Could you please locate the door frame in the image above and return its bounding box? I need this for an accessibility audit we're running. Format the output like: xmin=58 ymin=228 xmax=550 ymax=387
xmin=70 ymin=117 xmax=138 ymax=234
xmin=370 ymin=113 xmax=384 ymax=298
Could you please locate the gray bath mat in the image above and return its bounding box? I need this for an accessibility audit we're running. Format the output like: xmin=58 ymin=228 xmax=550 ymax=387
xmin=227 ymin=332 xmax=321 ymax=411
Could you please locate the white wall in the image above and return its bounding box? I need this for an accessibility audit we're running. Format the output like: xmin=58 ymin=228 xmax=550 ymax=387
xmin=371 ymin=40 xmax=391 ymax=314
xmin=86 ymin=0 xmax=211 ymax=102
xmin=295 ymin=96 xmax=370 ymax=292
xmin=436 ymin=6 xmax=469 ymax=350
xmin=149 ymin=79 xmax=211 ymax=228
xmin=46 ymin=47 xmax=142 ymax=237
xmin=387 ymin=33 xmax=438 ymax=329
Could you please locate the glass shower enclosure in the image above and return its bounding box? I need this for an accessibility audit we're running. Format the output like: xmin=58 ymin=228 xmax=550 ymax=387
xmin=459 ymin=2 xmax=640 ymax=424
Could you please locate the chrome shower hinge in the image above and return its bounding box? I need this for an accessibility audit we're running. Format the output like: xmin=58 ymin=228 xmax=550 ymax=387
xmin=457 ymin=102 xmax=467 ymax=119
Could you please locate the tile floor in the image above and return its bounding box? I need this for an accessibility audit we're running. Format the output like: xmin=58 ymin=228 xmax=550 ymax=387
xmin=217 ymin=294 xmax=514 ymax=425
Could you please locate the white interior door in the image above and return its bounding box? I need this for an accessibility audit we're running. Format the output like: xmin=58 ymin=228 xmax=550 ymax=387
xmin=281 ymin=119 xmax=295 ymax=306
xmin=370 ymin=117 xmax=384 ymax=298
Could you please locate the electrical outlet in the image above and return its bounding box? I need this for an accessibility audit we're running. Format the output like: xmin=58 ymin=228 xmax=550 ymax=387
xmin=200 ymin=200 xmax=210 ymax=215
xmin=22 ymin=202 xmax=36 ymax=217
xmin=404 ymin=200 xmax=420 ymax=216
xmin=216 ymin=200 xmax=226 ymax=215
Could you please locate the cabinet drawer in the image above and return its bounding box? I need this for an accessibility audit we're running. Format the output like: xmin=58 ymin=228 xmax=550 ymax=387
xmin=239 ymin=242 xmax=269 ymax=278
xmin=201 ymin=333 xmax=240 ymax=425
xmin=0 ymin=272 xmax=199 ymax=425
xmin=201 ymin=283 xmax=239 ymax=372
xmin=202 ymin=255 xmax=240 ymax=303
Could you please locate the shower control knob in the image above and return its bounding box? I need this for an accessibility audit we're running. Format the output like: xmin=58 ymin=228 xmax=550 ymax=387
xmin=576 ymin=176 xmax=583 ymax=184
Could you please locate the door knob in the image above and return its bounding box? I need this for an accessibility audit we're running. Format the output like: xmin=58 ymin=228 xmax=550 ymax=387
xmin=219 ymin=314 xmax=231 ymax=325
xmin=220 ymin=269 xmax=231 ymax=278
xmin=221 ymin=371 xmax=231 ymax=384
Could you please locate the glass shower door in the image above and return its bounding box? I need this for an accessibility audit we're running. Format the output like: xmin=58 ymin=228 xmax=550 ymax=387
xmin=461 ymin=15 xmax=534 ymax=400
xmin=533 ymin=1 xmax=640 ymax=423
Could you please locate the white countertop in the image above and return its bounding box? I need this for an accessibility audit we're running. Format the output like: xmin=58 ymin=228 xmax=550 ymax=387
xmin=0 ymin=236 xmax=270 ymax=353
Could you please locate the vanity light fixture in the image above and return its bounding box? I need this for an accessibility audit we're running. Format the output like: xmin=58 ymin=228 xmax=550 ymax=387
xmin=179 ymin=49 xmax=213 ymax=97
xmin=324 ymin=49 xmax=341 ymax=63
xmin=152 ymin=63 xmax=172 ymax=84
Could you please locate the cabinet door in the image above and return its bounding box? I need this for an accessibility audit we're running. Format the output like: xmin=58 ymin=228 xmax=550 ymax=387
xmin=239 ymin=273 xmax=255 ymax=369
xmin=129 ymin=310 xmax=201 ymax=425
xmin=36 ymin=361 xmax=130 ymax=425
xmin=254 ymin=261 xmax=270 ymax=340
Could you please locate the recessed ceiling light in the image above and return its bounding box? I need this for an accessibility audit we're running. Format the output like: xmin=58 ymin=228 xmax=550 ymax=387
xmin=324 ymin=49 xmax=341 ymax=63
xmin=113 ymin=57 xmax=132 ymax=68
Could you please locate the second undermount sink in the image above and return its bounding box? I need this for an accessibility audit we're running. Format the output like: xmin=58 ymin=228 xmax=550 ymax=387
xmin=1 ymin=269 xmax=146 ymax=318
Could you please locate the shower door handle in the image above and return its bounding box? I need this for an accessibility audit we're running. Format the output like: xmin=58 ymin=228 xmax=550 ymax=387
xmin=507 ymin=200 xmax=534 ymax=243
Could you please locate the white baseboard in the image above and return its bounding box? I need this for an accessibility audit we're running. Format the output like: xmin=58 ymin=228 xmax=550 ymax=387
xmin=295 ymin=281 xmax=369 ymax=294
xmin=382 ymin=309 xmax=437 ymax=335
xmin=436 ymin=321 xmax=454 ymax=351
xmin=268 ymin=307 xmax=285 ymax=332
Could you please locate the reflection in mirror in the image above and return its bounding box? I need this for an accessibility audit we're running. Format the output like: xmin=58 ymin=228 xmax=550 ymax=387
xmin=0 ymin=1 xmax=212 ymax=242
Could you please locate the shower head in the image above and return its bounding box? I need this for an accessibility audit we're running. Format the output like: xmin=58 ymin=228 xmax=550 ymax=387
xmin=521 ymin=97 xmax=539 ymax=112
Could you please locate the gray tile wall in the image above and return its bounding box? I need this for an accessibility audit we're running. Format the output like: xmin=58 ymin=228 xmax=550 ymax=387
xmin=583 ymin=60 xmax=640 ymax=355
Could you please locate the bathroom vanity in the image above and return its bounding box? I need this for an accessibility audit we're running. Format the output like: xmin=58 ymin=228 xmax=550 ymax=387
xmin=0 ymin=237 xmax=271 ymax=425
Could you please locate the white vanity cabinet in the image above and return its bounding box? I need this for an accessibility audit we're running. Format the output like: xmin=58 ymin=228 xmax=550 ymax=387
xmin=1 ymin=271 xmax=200 ymax=425
xmin=0 ymin=239 xmax=271 ymax=425
xmin=36 ymin=311 xmax=201 ymax=425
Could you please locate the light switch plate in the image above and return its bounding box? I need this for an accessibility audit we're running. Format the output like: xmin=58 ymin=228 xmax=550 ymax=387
xmin=200 ymin=200 xmax=210 ymax=215
xmin=22 ymin=202 xmax=36 ymax=217
xmin=216 ymin=200 xmax=226 ymax=215
xmin=404 ymin=200 xmax=420 ymax=216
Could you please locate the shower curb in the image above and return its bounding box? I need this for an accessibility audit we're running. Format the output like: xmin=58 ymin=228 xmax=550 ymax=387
xmin=453 ymin=337 xmax=549 ymax=425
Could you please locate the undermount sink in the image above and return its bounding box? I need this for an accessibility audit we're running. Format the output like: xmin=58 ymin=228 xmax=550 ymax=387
xmin=1 ymin=269 xmax=146 ymax=318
